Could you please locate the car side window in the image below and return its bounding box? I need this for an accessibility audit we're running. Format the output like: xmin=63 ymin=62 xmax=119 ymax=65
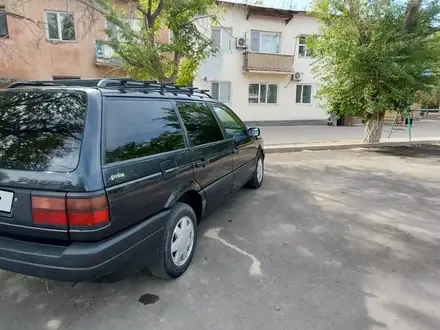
xmin=175 ymin=102 xmax=224 ymax=146
xmin=211 ymin=103 xmax=247 ymax=139
xmin=104 ymin=99 xmax=185 ymax=164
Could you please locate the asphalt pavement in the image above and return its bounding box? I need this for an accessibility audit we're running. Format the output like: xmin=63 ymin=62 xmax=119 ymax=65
xmin=1 ymin=147 xmax=440 ymax=329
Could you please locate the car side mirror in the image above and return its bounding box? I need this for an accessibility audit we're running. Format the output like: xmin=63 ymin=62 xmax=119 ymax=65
xmin=247 ymin=127 xmax=260 ymax=137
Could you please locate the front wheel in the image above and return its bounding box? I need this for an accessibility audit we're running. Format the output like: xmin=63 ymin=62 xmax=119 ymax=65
xmin=149 ymin=203 xmax=197 ymax=280
xmin=246 ymin=154 xmax=264 ymax=189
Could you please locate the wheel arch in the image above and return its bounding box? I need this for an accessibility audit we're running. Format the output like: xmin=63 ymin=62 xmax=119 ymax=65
xmin=165 ymin=186 xmax=206 ymax=224
xmin=258 ymin=145 xmax=265 ymax=159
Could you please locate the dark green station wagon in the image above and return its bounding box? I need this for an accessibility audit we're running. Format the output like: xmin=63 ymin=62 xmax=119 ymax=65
xmin=0 ymin=78 xmax=264 ymax=281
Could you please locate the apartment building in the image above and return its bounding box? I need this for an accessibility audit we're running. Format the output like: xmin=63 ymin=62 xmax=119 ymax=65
xmin=194 ymin=1 xmax=326 ymax=125
xmin=0 ymin=0 xmax=129 ymax=86
xmin=1 ymin=0 xmax=326 ymax=124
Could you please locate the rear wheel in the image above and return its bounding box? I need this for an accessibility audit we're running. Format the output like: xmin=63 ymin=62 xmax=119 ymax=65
xmin=246 ymin=154 xmax=264 ymax=189
xmin=149 ymin=203 xmax=197 ymax=279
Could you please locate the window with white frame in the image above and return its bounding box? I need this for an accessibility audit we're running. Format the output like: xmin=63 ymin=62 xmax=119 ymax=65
xmin=211 ymin=27 xmax=233 ymax=52
xmin=250 ymin=30 xmax=281 ymax=54
xmin=248 ymin=83 xmax=278 ymax=104
xmin=298 ymin=36 xmax=312 ymax=58
xmin=296 ymin=84 xmax=312 ymax=104
xmin=211 ymin=82 xmax=231 ymax=104
xmin=45 ymin=11 xmax=76 ymax=41
xmin=107 ymin=18 xmax=141 ymax=39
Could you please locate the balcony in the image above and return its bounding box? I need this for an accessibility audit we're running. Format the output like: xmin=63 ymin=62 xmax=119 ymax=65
xmin=95 ymin=41 xmax=122 ymax=67
xmin=243 ymin=52 xmax=294 ymax=74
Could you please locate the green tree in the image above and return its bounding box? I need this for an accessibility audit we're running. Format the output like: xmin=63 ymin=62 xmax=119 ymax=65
xmin=3 ymin=0 xmax=218 ymax=84
xmin=420 ymin=85 xmax=440 ymax=109
xmin=95 ymin=0 xmax=219 ymax=84
xmin=310 ymin=0 xmax=440 ymax=142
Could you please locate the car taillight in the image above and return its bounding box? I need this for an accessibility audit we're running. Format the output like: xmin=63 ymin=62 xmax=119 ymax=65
xmin=67 ymin=195 xmax=109 ymax=226
xmin=32 ymin=196 xmax=67 ymax=226
xmin=31 ymin=195 xmax=109 ymax=227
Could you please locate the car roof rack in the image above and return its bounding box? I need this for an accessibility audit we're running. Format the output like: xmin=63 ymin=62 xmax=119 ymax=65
xmin=97 ymin=78 xmax=213 ymax=99
xmin=7 ymin=78 xmax=212 ymax=99
xmin=7 ymin=79 xmax=104 ymax=88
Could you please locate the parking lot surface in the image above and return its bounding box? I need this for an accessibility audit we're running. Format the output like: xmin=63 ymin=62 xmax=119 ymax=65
xmin=1 ymin=147 xmax=440 ymax=330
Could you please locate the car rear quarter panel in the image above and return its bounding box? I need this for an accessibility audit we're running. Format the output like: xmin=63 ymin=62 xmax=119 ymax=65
xmin=100 ymin=148 xmax=199 ymax=240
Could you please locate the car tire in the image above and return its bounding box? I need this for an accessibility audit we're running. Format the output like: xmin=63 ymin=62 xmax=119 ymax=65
xmin=149 ymin=202 xmax=198 ymax=280
xmin=246 ymin=154 xmax=264 ymax=189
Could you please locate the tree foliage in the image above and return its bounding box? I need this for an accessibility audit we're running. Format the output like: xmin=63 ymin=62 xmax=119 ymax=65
xmin=310 ymin=0 xmax=440 ymax=141
xmin=420 ymin=85 xmax=440 ymax=108
xmin=96 ymin=0 xmax=218 ymax=83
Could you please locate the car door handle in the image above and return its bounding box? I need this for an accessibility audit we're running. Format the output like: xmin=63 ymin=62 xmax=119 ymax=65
xmin=165 ymin=166 xmax=178 ymax=174
xmin=160 ymin=160 xmax=178 ymax=179
xmin=195 ymin=158 xmax=209 ymax=168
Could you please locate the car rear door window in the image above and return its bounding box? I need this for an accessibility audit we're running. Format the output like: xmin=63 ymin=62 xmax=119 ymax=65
xmin=175 ymin=102 xmax=224 ymax=146
xmin=104 ymin=99 xmax=185 ymax=164
xmin=0 ymin=90 xmax=87 ymax=172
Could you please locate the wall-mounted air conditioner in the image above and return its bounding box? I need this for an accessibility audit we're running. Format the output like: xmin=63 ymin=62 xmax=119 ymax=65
xmin=236 ymin=37 xmax=247 ymax=49
xmin=292 ymin=72 xmax=304 ymax=81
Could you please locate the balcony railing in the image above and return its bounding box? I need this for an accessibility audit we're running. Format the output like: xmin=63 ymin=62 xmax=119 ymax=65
xmin=243 ymin=52 xmax=294 ymax=74
xmin=95 ymin=41 xmax=122 ymax=66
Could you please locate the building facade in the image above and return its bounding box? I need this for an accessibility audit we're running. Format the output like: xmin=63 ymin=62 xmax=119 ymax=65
xmin=1 ymin=0 xmax=326 ymax=124
xmin=194 ymin=1 xmax=326 ymax=125
xmin=0 ymin=0 xmax=128 ymax=86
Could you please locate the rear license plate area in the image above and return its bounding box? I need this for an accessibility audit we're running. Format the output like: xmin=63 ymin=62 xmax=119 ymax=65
xmin=0 ymin=190 xmax=14 ymax=213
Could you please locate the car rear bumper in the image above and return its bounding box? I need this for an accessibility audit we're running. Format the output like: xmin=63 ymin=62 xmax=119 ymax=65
xmin=0 ymin=210 xmax=169 ymax=282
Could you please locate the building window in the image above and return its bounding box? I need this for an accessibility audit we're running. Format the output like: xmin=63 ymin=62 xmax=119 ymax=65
xmin=106 ymin=18 xmax=141 ymax=44
xmin=211 ymin=82 xmax=231 ymax=104
xmin=249 ymin=83 xmax=278 ymax=104
xmin=250 ymin=30 xmax=281 ymax=54
xmin=107 ymin=18 xmax=141 ymax=35
xmin=0 ymin=7 xmax=8 ymax=37
xmin=298 ymin=36 xmax=312 ymax=58
xmin=211 ymin=27 xmax=233 ymax=52
xmin=53 ymin=76 xmax=81 ymax=80
xmin=45 ymin=11 xmax=76 ymax=41
xmin=296 ymin=84 xmax=312 ymax=104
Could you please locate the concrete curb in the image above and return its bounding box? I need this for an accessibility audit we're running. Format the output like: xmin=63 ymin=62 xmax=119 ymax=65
xmin=265 ymin=140 xmax=440 ymax=154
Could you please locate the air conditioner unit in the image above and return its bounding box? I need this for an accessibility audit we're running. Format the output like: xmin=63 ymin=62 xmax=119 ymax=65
xmin=236 ymin=37 xmax=247 ymax=49
xmin=292 ymin=72 xmax=303 ymax=81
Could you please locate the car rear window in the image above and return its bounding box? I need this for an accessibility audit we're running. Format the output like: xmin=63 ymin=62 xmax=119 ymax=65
xmin=0 ymin=90 xmax=87 ymax=172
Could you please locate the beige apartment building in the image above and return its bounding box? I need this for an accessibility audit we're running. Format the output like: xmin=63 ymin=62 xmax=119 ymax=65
xmin=194 ymin=1 xmax=328 ymax=125
xmin=0 ymin=0 xmax=132 ymax=86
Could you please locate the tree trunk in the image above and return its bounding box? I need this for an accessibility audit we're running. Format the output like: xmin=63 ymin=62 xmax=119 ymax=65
xmin=404 ymin=0 xmax=422 ymax=30
xmin=363 ymin=113 xmax=385 ymax=143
